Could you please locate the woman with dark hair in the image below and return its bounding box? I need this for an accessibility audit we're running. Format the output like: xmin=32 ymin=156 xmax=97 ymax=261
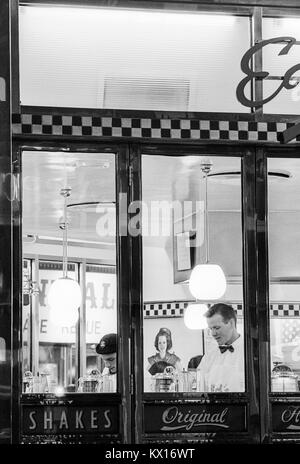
xmin=147 ymin=327 xmax=182 ymax=375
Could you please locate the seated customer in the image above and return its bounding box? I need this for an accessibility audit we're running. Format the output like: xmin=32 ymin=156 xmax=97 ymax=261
xmin=96 ymin=333 xmax=117 ymax=391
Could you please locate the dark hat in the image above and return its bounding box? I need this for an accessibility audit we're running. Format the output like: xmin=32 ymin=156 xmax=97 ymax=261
xmin=188 ymin=355 xmax=203 ymax=370
xmin=96 ymin=333 xmax=117 ymax=355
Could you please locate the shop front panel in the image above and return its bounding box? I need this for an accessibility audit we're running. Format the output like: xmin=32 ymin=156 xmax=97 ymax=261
xmin=15 ymin=145 xmax=131 ymax=443
xmin=272 ymin=402 xmax=300 ymax=432
xmin=20 ymin=395 xmax=120 ymax=443
xmin=133 ymin=147 xmax=258 ymax=443
xmin=144 ymin=402 xmax=247 ymax=434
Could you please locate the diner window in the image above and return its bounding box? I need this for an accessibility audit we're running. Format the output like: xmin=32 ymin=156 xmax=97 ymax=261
xmin=142 ymin=154 xmax=245 ymax=393
xmin=38 ymin=260 xmax=77 ymax=392
xmin=268 ymin=158 xmax=300 ymax=393
xmin=19 ymin=5 xmax=251 ymax=112
xmin=22 ymin=259 xmax=32 ymax=373
xmin=21 ymin=151 xmax=117 ymax=394
xmin=84 ymin=264 xmax=117 ymax=392
xmin=262 ymin=17 xmax=300 ymax=115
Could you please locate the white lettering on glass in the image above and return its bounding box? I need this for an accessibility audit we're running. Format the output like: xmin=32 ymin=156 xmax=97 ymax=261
xmin=161 ymin=406 xmax=229 ymax=431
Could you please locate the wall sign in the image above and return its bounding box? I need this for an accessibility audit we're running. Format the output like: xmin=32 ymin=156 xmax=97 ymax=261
xmin=237 ymin=36 xmax=300 ymax=108
xmin=23 ymin=263 xmax=117 ymax=343
xmin=144 ymin=404 xmax=246 ymax=433
xmin=22 ymin=404 xmax=119 ymax=435
xmin=272 ymin=404 xmax=300 ymax=432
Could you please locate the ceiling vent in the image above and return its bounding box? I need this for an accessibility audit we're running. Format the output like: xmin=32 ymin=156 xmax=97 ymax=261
xmin=103 ymin=76 xmax=190 ymax=111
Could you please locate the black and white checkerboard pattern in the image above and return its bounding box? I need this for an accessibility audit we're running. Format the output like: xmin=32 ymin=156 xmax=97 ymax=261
xmin=271 ymin=304 xmax=300 ymax=317
xmin=144 ymin=302 xmax=300 ymax=318
xmin=144 ymin=302 xmax=243 ymax=318
xmin=12 ymin=113 xmax=300 ymax=142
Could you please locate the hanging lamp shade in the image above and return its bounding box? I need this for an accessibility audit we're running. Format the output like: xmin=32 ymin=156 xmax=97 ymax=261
xmin=184 ymin=303 xmax=208 ymax=330
xmin=48 ymin=184 xmax=82 ymax=326
xmin=189 ymin=263 xmax=226 ymax=300
xmin=188 ymin=159 xmax=227 ymax=301
xmin=48 ymin=277 xmax=81 ymax=326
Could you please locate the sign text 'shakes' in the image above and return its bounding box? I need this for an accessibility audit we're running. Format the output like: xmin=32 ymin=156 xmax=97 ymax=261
xmin=22 ymin=406 xmax=117 ymax=434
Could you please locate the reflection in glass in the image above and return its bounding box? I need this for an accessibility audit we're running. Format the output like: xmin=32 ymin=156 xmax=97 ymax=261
xmin=268 ymin=158 xmax=300 ymax=392
xmin=21 ymin=151 xmax=117 ymax=394
xmin=20 ymin=6 xmax=250 ymax=112
xmin=38 ymin=261 xmax=77 ymax=393
xmin=262 ymin=17 xmax=300 ymax=114
xmin=85 ymin=265 xmax=117 ymax=392
xmin=22 ymin=259 xmax=32 ymax=373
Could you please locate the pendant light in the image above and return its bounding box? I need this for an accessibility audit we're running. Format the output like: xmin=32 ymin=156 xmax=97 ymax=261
xmin=184 ymin=303 xmax=208 ymax=330
xmin=188 ymin=158 xmax=227 ymax=300
xmin=48 ymin=186 xmax=81 ymax=326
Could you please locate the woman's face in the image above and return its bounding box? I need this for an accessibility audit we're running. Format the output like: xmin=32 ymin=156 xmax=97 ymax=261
xmin=158 ymin=335 xmax=167 ymax=353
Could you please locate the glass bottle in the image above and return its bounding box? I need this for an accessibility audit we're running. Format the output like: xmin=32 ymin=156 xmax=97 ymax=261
xmin=40 ymin=372 xmax=49 ymax=393
xmin=23 ymin=371 xmax=33 ymax=393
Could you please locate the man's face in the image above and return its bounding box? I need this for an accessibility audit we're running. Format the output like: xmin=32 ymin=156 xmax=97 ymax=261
xmin=207 ymin=314 xmax=235 ymax=345
xmin=101 ymin=353 xmax=117 ymax=374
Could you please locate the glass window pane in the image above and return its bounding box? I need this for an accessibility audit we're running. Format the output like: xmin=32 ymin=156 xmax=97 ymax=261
xmin=142 ymin=155 xmax=245 ymax=393
xmin=268 ymin=158 xmax=300 ymax=392
xmin=262 ymin=17 xmax=300 ymax=114
xmin=22 ymin=259 xmax=31 ymax=373
xmin=85 ymin=264 xmax=117 ymax=393
xmin=22 ymin=151 xmax=117 ymax=395
xmin=38 ymin=260 xmax=77 ymax=393
xmin=20 ymin=5 xmax=250 ymax=112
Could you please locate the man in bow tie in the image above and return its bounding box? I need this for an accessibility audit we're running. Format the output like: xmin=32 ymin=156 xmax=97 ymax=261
xmin=197 ymin=303 xmax=245 ymax=392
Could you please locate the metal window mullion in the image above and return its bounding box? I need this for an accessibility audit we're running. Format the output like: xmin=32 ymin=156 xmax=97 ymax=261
xmin=252 ymin=7 xmax=263 ymax=116
xmin=11 ymin=0 xmax=19 ymax=113
xmin=63 ymin=346 xmax=67 ymax=386
xmin=256 ymin=148 xmax=271 ymax=443
xmin=77 ymin=260 xmax=86 ymax=380
xmin=117 ymin=144 xmax=132 ymax=442
xmin=27 ymin=259 xmax=33 ymax=372
xmin=242 ymin=149 xmax=261 ymax=443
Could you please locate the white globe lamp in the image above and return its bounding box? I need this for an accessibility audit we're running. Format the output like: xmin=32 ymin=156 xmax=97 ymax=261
xmin=189 ymin=264 xmax=226 ymax=300
xmin=48 ymin=277 xmax=81 ymax=326
xmin=48 ymin=186 xmax=82 ymax=326
xmin=188 ymin=158 xmax=227 ymax=301
xmin=184 ymin=303 xmax=208 ymax=330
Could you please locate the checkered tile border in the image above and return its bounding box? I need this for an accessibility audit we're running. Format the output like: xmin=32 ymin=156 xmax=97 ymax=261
xmin=270 ymin=304 xmax=300 ymax=317
xmin=143 ymin=302 xmax=300 ymax=318
xmin=12 ymin=113 xmax=299 ymax=142
xmin=143 ymin=302 xmax=243 ymax=318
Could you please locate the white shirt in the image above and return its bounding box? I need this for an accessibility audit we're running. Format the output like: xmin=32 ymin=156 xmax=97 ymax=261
xmin=197 ymin=335 xmax=245 ymax=392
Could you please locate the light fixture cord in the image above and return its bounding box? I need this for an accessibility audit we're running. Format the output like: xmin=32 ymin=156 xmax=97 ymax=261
xmin=60 ymin=184 xmax=71 ymax=279
xmin=200 ymin=158 xmax=212 ymax=264
xmin=205 ymin=171 xmax=209 ymax=264
xmin=63 ymin=193 xmax=68 ymax=278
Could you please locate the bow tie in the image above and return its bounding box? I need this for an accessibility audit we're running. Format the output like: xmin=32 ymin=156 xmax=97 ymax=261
xmin=219 ymin=344 xmax=234 ymax=354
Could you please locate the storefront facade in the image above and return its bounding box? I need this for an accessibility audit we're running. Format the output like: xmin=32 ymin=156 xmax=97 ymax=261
xmin=1 ymin=0 xmax=300 ymax=444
